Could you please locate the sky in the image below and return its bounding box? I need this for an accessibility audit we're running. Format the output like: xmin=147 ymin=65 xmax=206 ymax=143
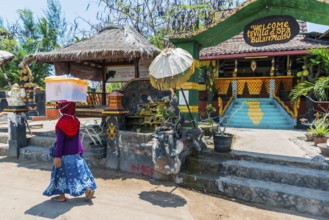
xmin=0 ymin=0 xmax=328 ymax=33
xmin=0 ymin=0 xmax=99 ymax=30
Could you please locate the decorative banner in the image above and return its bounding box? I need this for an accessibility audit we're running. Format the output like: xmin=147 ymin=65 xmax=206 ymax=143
xmin=244 ymin=15 xmax=300 ymax=47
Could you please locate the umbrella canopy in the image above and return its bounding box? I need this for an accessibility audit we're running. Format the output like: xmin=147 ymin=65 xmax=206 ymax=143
xmin=149 ymin=48 xmax=196 ymax=90
xmin=149 ymin=47 xmax=197 ymax=128
xmin=0 ymin=50 xmax=14 ymax=65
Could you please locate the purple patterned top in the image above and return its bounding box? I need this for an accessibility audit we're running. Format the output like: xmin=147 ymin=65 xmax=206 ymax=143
xmin=55 ymin=129 xmax=84 ymax=158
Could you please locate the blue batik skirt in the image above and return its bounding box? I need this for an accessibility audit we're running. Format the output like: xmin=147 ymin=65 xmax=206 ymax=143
xmin=43 ymin=154 xmax=97 ymax=197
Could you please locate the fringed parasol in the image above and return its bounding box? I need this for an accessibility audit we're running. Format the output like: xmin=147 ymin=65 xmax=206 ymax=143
xmin=149 ymin=48 xmax=197 ymax=127
xmin=0 ymin=50 xmax=15 ymax=87
xmin=149 ymin=48 xmax=197 ymax=91
xmin=0 ymin=50 xmax=14 ymax=65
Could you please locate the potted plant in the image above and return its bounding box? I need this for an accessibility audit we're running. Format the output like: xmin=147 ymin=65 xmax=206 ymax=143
xmin=200 ymin=102 xmax=247 ymax=152
xmin=300 ymin=110 xmax=329 ymax=146
xmin=308 ymin=123 xmax=329 ymax=146
xmin=199 ymin=104 xmax=217 ymax=137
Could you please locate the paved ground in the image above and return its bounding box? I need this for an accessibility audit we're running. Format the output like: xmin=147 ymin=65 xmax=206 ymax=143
xmin=0 ymin=156 xmax=323 ymax=220
xmin=1 ymin=117 xmax=328 ymax=219
xmin=226 ymin=127 xmax=327 ymax=159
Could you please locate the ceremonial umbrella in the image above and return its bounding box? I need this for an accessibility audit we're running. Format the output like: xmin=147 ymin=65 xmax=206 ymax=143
xmin=0 ymin=50 xmax=14 ymax=65
xmin=149 ymin=48 xmax=197 ymax=127
xmin=0 ymin=50 xmax=15 ymax=86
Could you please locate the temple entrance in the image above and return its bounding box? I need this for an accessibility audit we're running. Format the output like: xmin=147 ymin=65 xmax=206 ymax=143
xmin=170 ymin=0 xmax=329 ymax=125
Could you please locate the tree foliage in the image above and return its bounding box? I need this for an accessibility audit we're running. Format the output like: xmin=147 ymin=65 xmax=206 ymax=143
xmin=290 ymin=48 xmax=329 ymax=102
xmin=0 ymin=0 xmax=72 ymax=89
xmin=93 ymin=0 xmax=238 ymax=48
xmin=0 ymin=23 xmax=21 ymax=90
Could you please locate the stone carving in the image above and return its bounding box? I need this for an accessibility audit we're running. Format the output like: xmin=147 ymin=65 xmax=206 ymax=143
xmin=7 ymin=112 xmax=26 ymax=126
xmin=152 ymin=128 xmax=206 ymax=175
xmin=6 ymin=83 xmax=26 ymax=107
xmin=150 ymin=89 xmax=205 ymax=175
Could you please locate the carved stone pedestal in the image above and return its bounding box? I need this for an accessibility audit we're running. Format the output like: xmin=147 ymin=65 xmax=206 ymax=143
xmin=102 ymin=110 xmax=128 ymax=170
xmin=4 ymin=109 xmax=28 ymax=158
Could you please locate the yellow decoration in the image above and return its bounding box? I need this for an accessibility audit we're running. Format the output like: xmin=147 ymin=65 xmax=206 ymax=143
xmin=107 ymin=123 xmax=117 ymax=140
xmin=215 ymin=76 xmax=293 ymax=96
xmin=247 ymin=101 xmax=264 ymax=125
xmin=178 ymin=105 xmax=199 ymax=113
xmin=251 ymin=60 xmax=257 ymax=72
xmin=194 ymin=60 xmax=201 ymax=68
xmin=179 ymin=82 xmax=206 ymax=91
xmin=200 ymin=60 xmax=211 ymax=67
xmin=233 ymin=59 xmax=238 ymax=77
xmin=270 ymin=58 xmax=275 ymax=76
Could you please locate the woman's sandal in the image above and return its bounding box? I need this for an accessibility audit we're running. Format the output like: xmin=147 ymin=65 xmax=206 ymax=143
xmin=85 ymin=189 xmax=95 ymax=201
xmin=51 ymin=196 xmax=67 ymax=202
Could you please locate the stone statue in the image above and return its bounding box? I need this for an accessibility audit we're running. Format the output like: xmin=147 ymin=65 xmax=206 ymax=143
xmin=7 ymin=83 xmax=26 ymax=107
xmin=151 ymin=89 xmax=206 ymax=176
xmin=152 ymin=128 xmax=206 ymax=175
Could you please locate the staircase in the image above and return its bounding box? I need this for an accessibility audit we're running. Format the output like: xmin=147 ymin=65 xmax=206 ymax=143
xmin=225 ymin=98 xmax=293 ymax=129
xmin=17 ymin=130 xmax=106 ymax=167
xmin=0 ymin=128 xmax=55 ymax=160
xmin=19 ymin=131 xmax=56 ymax=162
xmin=0 ymin=128 xmax=106 ymax=168
xmin=177 ymin=151 xmax=329 ymax=218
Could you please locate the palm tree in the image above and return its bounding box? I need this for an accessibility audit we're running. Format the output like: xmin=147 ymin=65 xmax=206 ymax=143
xmin=290 ymin=48 xmax=329 ymax=123
xmin=290 ymin=77 xmax=329 ymax=103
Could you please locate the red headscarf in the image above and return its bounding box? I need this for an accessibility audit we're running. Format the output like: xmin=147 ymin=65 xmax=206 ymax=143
xmin=55 ymin=102 xmax=80 ymax=137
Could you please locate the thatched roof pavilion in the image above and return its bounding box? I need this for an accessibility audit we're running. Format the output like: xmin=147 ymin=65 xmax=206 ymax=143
xmin=20 ymin=25 xmax=160 ymax=105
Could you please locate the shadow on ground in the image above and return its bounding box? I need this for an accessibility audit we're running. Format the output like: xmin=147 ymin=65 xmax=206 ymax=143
xmin=139 ymin=190 xmax=186 ymax=208
xmin=25 ymin=197 xmax=93 ymax=219
xmin=2 ymin=154 xmax=327 ymax=220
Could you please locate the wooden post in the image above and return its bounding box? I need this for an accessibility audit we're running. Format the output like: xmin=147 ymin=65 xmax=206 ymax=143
xmin=287 ymin=55 xmax=292 ymax=76
xmin=173 ymin=41 xmax=201 ymax=128
xmin=102 ymin=63 xmax=107 ymax=105
xmin=134 ymin=58 xmax=140 ymax=78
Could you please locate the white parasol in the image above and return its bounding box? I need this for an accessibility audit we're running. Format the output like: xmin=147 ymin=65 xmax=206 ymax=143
xmin=0 ymin=50 xmax=15 ymax=87
xmin=0 ymin=50 xmax=14 ymax=66
xmin=149 ymin=48 xmax=196 ymax=90
xmin=149 ymin=48 xmax=197 ymax=127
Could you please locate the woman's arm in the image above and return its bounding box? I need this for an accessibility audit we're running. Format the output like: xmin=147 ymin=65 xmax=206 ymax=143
xmin=78 ymin=134 xmax=85 ymax=156
xmin=55 ymin=129 xmax=65 ymax=158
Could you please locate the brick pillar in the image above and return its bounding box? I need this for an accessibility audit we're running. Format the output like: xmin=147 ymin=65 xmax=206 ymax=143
xmin=102 ymin=91 xmax=128 ymax=169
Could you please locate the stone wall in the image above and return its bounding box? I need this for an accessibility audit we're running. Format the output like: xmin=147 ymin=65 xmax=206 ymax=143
xmin=35 ymin=90 xmax=45 ymax=116
xmin=122 ymin=78 xmax=171 ymax=116
xmin=105 ymin=130 xmax=169 ymax=180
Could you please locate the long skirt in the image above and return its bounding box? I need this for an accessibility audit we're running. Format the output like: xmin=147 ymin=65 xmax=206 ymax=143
xmin=43 ymin=154 xmax=97 ymax=197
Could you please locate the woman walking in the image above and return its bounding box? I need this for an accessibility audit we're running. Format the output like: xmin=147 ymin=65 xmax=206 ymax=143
xmin=43 ymin=101 xmax=96 ymax=202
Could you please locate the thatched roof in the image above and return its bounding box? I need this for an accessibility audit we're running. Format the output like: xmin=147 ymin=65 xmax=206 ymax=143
xmin=21 ymin=25 xmax=160 ymax=66
xmin=20 ymin=25 xmax=160 ymax=81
